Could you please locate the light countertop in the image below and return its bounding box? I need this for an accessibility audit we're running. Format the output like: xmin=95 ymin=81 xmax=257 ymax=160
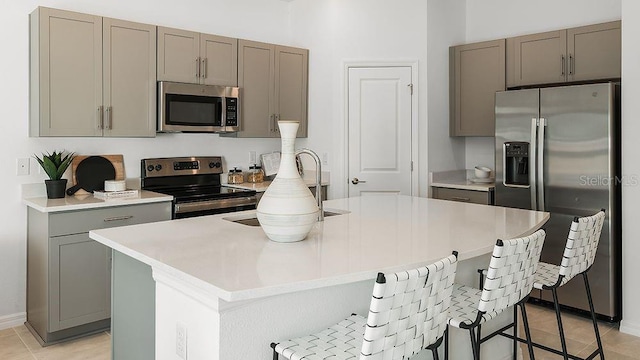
xmin=23 ymin=190 xmax=173 ymax=213
xmin=89 ymin=195 xmax=548 ymax=302
xmin=431 ymin=169 xmax=495 ymax=191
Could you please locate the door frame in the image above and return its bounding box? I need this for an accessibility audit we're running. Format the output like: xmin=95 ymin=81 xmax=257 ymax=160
xmin=343 ymin=60 xmax=420 ymax=197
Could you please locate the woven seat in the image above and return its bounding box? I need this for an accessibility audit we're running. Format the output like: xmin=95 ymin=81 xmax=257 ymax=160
xmin=271 ymin=253 xmax=459 ymax=360
xmin=446 ymin=229 xmax=546 ymax=360
xmin=525 ymin=210 xmax=607 ymax=360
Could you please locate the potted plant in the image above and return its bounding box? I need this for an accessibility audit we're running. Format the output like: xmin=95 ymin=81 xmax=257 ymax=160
xmin=34 ymin=150 xmax=75 ymax=199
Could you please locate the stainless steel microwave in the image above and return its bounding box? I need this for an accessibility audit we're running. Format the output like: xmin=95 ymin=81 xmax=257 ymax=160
xmin=157 ymin=81 xmax=241 ymax=133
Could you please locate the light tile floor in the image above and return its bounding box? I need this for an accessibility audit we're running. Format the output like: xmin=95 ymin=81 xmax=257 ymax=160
xmin=1 ymin=305 xmax=639 ymax=359
xmin=520 ymin=303 xmax=640 ymax=360
xmin=0 ymin=325 xmax=110 ymax=360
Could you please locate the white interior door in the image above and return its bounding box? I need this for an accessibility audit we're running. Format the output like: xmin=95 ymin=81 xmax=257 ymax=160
xmin=348 ymin=66 xmax=413 ymax=196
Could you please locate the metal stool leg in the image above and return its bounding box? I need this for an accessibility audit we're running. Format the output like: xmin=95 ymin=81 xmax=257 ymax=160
xmin=519 ymin=303 xmax=536 ymax=360
xmin=469 ymin=327 xmax=480 ymax=360
xmin=513 ymin=306 xmax=518 ymax=360
xmin=432 ymin=347 xmax=440 ymax=360
xmin=551 ymin=288 xmax=569 ymax=360
xmin=583 ymin=272 xmax=605 ymax=359
xmin=444 ymin=327 xmax=449 ymax=360
xmin=270 ymin=343 xmax=278 ymax=360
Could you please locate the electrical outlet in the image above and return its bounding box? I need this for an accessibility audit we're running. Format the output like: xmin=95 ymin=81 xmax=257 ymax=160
xmin=17 ymin=158 xmax=30 ymax=176
xmin=176 ymin=322 xmax=187 ymax=359
xmin=249 ymin=151 xmax=257 ymax=165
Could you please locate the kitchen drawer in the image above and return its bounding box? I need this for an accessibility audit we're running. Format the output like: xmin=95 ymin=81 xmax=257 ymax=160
xmin=49 ymin=202 xmax=171 ymax=237
xmin=432 ymin=187 xmax=492 ymax=205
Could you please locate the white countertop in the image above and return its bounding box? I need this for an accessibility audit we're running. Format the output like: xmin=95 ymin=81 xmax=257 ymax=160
xmin=23 ymin=190 xmax=173 ymax=213
xmin=89 ymin=195 xmax=548 ymax=302
xmin=431 ymin=169 xmax=495 ymax=191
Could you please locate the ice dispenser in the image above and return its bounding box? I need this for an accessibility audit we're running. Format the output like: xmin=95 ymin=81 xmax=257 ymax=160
xmin=504 ymin=142 xmax=529 ymax=186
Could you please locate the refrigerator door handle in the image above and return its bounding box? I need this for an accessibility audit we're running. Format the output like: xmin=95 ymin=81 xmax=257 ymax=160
xmin=530 ymin=118 xmax=538 ymax=211
xmin=537 ymin=117 xmax=546 ymax=211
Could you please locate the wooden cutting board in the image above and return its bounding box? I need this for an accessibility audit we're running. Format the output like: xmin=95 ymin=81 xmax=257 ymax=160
xmin=71 ymin=154 xmax=125 ymax=185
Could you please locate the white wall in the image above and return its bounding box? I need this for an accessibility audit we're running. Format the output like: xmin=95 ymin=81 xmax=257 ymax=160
xmin=287 ymin=0 xmax=430 ymax=196
xmin=620 ymin=0 xmax=640 ymax=337
xmin=427 ymin=0 xmax=467 ymax=172
xmin=0 ymin=0 xmax=292 ymax=325
xmin=463 ymin=0 xmax=622 ymax=170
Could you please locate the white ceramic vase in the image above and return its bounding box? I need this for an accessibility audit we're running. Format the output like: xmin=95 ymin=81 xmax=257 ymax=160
xmin=257 ymin=121 xmax=319 ymax=242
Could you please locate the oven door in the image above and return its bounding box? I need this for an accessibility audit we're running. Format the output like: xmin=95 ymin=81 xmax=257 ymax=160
xmin=173 ymin=196 xmax=257 ymax=219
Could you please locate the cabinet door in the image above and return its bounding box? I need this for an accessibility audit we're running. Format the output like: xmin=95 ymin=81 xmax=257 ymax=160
xmin=49 ymin=233 xmax=111 ymax=331
xmin=236 ymin=40 xmax=276 ymax=137
xmin=432 ymin=187 xmax=491 ymax=205
xmin=201 ymin=34 xmax=238 ymax=86
xmin=157 ymin=27 xmax=200 ymax=83
xmin=450 ymin=39 xmax=505 ymax=136
xmin=567 ymin=21 xmax=621 ymax=82
xmin=103 ymin=19 xmax=157 ymax=137
xmin=275 ymin=46 xmax=309 ymax=138
xmin=31 ymin=7 xmax=102 ymax=136
xmin=507 ymin=30 xmax=566 ymax=87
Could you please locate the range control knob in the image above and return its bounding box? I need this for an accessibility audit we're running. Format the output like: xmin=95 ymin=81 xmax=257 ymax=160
xmin=147 ymin=165 xmax=154 ymax=172
xmin=209 ymin=162 xmax=216 ymax=168
xmin=155 ymin=164 xmax=163 ymax=171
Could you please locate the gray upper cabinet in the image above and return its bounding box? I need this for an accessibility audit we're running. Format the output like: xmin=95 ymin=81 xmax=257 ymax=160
xmin=507 ymin=21 xmax=620 ymax=87
xmin=157 ymin=27 xmax=238 ymax=86
xmin=507 ymin=30 xmax=566 ymax=88
xmin=229 ymin=40 xmax=308 ymax=138
xmin=567 ymin=21 xmax=621 ymax=82
xmin=450 ymin=39 xmax=505 ymax=137
xmin=30 ymin=7 xmax=156 ymax=137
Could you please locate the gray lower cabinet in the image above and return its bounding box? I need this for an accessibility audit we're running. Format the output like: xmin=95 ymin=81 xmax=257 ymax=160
xmin=111 ymin=250 xmax=155 ymax=360
xmin=26 ymin=201 xmax=171 ymax=345
xmin=432 ymin=187 xmax=494 ymax=205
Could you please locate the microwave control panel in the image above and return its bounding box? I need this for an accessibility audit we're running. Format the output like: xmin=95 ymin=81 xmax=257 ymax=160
xmin=225 ymin=98 xmax=238 ymax=126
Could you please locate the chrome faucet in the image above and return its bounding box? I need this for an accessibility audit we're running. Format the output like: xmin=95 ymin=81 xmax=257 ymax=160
xmin=295 ymin=148 xmax=323 ymax=221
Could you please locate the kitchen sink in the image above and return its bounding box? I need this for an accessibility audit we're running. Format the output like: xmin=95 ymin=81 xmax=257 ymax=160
xmin=224 ymin=210 xmax=349 ymax=227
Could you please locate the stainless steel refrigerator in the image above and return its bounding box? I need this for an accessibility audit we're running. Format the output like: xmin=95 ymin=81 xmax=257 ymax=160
xmin=494 ymin=82 xmax=621 ymax=321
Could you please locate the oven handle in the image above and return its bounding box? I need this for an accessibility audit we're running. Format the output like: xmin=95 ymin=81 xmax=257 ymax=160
xmin=174 ymin=196 xmax=257 ymax=214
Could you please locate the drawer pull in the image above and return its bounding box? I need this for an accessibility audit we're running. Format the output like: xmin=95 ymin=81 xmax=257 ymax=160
xmin=451 ymin=197 xmax=471 ymax=202
xmin=104 ymin=215 xmax=133 ymax=222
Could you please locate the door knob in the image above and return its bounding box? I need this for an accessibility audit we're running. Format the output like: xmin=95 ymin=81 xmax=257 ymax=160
xmin=351 ymin=177 xmax=367 ymax=185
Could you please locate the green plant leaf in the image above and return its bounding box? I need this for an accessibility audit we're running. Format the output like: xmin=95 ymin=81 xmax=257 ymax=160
xmin=34 ymin=151 xmax=75 ymax=180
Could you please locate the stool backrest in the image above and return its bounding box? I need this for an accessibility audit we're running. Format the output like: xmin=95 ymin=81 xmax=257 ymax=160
xmin=478 ymin=229 xmax=546 ymax=314
xmin=360 ymin=254 xmax=458 ymax=359
xmin=558 ymin=210 xmax=606 ymax=281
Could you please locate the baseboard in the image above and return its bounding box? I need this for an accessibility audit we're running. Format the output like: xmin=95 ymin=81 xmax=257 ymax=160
xmin=0 ymin=312 xmax=26 ymax=331
xmin=620 ymin=319 xmax=640 ymax=337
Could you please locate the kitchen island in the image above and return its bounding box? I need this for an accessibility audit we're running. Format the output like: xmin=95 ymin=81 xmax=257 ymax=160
xmin=89 ymin=195 xmax=549 ymax=360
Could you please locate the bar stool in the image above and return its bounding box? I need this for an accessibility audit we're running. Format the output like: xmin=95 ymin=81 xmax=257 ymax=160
xmin=526 ymin=210 xmax=607 ymax=360
xmin=270 ymin=252 xmax=459 ymax=360
xmin=446 ymin=229 xmax=546 ymax=360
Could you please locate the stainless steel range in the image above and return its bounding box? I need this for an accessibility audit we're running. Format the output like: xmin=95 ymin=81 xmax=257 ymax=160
xmin=141 ymin=156 xmax=257 ymax=219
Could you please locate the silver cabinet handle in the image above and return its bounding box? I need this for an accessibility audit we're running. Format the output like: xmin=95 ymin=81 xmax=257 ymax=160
xmin=270 ymin=114 xmax=275 ymax=132
xmin=104 ymin=215 xmax=133 ymax=222
xmin=97 ymin=106 xmax=104 ymax=129
xmin=195 ymin=57 xmax=200 ymax=78
xmin=105 ymin=106 xmax=112 ymax=130
xmin=274 ymin=114 xmax=280 ymax=132
xmin=351 ymin=177 xmax=367 ymax=185
xmin=450 ymin=197 xmax=470 ymax=202
xmin=201 ymin=58 xmax=207 ymax=79
xmin=569 ymin=54 xmax=574 ymax=75
xmin=561 ymin=55 xmax=565 ymax=76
